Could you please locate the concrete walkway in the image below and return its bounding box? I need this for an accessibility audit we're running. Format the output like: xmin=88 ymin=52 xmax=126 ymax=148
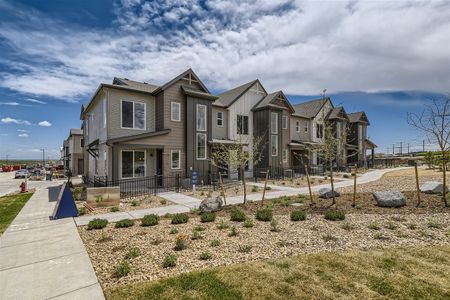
xmin=74 ymin=167 xmax=409 ymax=226
xmin=0 ymin=184 xmax=104 ymax=300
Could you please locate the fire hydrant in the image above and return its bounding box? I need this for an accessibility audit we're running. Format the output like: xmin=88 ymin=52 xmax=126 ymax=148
xmin=20 ymin=181 xmax=27 ymax=193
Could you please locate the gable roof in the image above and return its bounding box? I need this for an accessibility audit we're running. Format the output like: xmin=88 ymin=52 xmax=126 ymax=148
xmin=113 ymin=77 xmax=159 ymax=93
xmin=214 ymin=79 xmax=266 ymax=108
xmin=252 ymin=90 xmax=294 ymax=112
xmin=292 ymin=97 xmax=332 ymax=119
xmin=327 ymin=106 xmax=348 ymax=121
xmin=69 ymin=128 xmax=83 ymax=137
xmin=158 ymin=68 xmax=210 ymax=94
xmin=348 ymin=111 xmax=370 ymax=124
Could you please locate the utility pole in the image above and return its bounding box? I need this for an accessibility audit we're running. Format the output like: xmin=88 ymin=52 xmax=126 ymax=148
xmin=400 ymin=142 xmax=403 ymax=155
xmin=423 ymin=140 xmax=425 ymax=152
xmin=6 ymin=154 xmax=8 ymax=165
xmin=407 ymin=143 xmax=410 ymax=154
xmin=392 ymin=144 xmax=395 ymax=155
xmin=41 ymin=149 xmax=45 ymax=168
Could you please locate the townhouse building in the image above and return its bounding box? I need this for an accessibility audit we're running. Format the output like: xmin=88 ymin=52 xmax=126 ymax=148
xmin=62 ymin=128 xmax=84 ymax=175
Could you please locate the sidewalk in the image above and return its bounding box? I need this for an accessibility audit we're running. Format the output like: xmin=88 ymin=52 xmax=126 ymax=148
xmin=0 ymin=184 xmax=104 ymax=300
xmin=74 ymin=167 xmax=409 ymax=226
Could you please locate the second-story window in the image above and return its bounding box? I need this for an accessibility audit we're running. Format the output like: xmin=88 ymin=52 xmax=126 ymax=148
xmin=271 ymin=112 xmax=278 ymax=134
xmin=216 ymin=112 xmax=223 ymax=127
xmin=196 ymin=133 xmax=207 ymax=160
xmin=296 ymin=121 xmax=300 ymax=132
xmin=121 ymin=100 xmax=145 ymax=130
xmin=236 ymin=115 xmax=248 ymax=135
xmin=316 ymin=124 xmax=324 ymax=139
xmin=282 ymin=115 xmax=288 ymax=129
xmin=304 ymin=121 xmax=309 ymax=132
xmin=197 ymin=104 xmax=207 ymax=131
xmin=171 ymin=102 xmax=181 ymax=121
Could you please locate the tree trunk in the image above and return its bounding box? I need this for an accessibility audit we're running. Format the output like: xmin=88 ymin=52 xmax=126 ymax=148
xmin=443 ymin=150 xmax=448 ymax=207
xmin=330 ymin=160 xmax=336 ymax=206
xmin=242 ymin=168 xmax=247 ymax=204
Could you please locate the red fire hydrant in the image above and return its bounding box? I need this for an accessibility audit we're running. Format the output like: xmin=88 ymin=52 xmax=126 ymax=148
xmin=20 ymin=181 xmax=27 ymax=193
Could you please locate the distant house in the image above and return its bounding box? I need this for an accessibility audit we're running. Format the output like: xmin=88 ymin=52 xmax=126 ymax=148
xmin=62 ymin=128 xmax=84 ymax=175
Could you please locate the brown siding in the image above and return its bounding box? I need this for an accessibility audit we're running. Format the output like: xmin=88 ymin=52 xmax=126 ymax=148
xmin=155 ymin=92 xmax=164 ymax=130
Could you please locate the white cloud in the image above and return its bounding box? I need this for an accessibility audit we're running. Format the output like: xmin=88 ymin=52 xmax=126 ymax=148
xmin=18 ymin=133 xmax=29 ymax=137
xmin=24 ymin=98 xmax=46 ymax=104
xmin=17 ymin=129 xmax=28 ymax=132
xmin=38 ymin=120 xmax=52 ymax=127
xmin=0 ymin=102 xmax=20 ymax=106
xmin=1 ymin=117 xmax=31 ymax=125
xmin=0 ymin=0 xmax=448 ymax=98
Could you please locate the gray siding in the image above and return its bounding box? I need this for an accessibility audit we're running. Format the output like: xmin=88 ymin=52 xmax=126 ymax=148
xmin=212 ymin=106 xmax=227 ymax=139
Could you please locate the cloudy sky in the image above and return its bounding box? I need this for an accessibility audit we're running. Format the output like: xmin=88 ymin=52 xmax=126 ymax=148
xmin=0 ymin=0 xmax=449 ymax=159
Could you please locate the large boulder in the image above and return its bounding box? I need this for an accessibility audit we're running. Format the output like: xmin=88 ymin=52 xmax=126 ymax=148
xmin=373 ymin=191 xmax=406 ymax=208
xmin=199 ymin=196 xmax=223 ymax=212
xmin=319 ymin=187 xmax=340 ymax=199
xmin=420 ymin=181 xmax=449 ymax=194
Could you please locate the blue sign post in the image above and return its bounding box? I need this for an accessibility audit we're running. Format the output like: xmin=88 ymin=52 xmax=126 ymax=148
xmin=191 ymin=170 xmax=198 ymax=193
xmin=52 ymin=181 xmax=78 ymax=219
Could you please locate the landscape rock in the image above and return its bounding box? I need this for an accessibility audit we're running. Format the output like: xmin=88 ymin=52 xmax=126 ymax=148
xmin=420 ymin=181 xmax=449 ymax=194
xmin=318 ymin=187 xmax=340 ymax=199
xmin=373 ymin=191 xmax=406 ymax=207
xmin=199 ymin=196 xmax=223 ymax=212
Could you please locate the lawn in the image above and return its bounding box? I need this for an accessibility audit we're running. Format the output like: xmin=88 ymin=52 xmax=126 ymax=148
xmin=105 ymin=245 xmax=450 ymax=300
xmin=0 ymin=192 xmax=33 ymax=234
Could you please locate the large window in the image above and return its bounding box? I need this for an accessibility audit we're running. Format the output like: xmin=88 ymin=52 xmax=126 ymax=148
xmin=171 ymin=150 xmax=180 ymax=169
xmin=271 ymin=112 xmax=278 ymax=134
xmin=171 ymin=102 xmax=181 ymax=121
xmin=121 ymin=150 xmax=146 ymax=178
xmin=271 ymin=135 xmax=278 ymax=156
xmin=296 ymin=121 xmax=300 ymax=132
xmin=196 ymin=104 xmax=207 ymax=131
xmin=236 ymin=115 xmax=249 ymax=135
xmin=282 ymin=149 xmax=288 ymax=163
xmin=196 ymin=133 xmax=207 ymax=160
xmin=216 ymin=112 xmax=223 ymax=127
xmin=121 ymin=100 xmax=145 ymax=129
xmin=282 ymin=115 xmax=288 ymax=129
xmin=316 ymin=124 xmax=324 ymax=139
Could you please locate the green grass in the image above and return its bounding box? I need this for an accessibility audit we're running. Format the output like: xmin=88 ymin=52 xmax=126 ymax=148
xmin=0 ymin=192 xmax=33 ymax=234
xmin=105 ymin=245 xmax=450 ymax=300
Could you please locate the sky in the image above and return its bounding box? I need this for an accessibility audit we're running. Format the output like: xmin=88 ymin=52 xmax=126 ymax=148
xmin=0 ymin=0 xmax=449 ymax=159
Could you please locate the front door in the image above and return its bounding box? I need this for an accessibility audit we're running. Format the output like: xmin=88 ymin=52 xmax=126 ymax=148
xmin=156 ymin=149 xmax=163 ymax=186
xmin=77 ymin=159 xmax=84 ymax=175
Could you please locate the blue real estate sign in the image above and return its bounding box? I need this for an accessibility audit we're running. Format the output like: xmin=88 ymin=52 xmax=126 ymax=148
xmin=52 ymin=181 xmax=78 ymax=219
xmin=191 ymin=171 xmax=198 ymax=185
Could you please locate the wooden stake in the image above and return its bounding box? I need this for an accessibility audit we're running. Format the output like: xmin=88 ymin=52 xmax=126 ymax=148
xmin=352 ymin=164 xmax=357 ymax=207
xmin=219 ymin=172 xmax=227 ymax=205
xmin=261 ymin=169 xmax=269 ymax=206
xmin=414 ymin=162 xmax=421 ymax=207
xmin=304 ymin=164 xmax=314 ymax=205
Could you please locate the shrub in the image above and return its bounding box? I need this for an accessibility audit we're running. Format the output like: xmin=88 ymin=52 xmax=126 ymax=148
xmin=200 ymin=191 xmax=205 ymax=196
xmin=174 ymin=234 xmax=187 ymax=251
xmin=238 ymin=245 xmax=252 ymax=253
xmin=115 ymin=219 xmax=134 ymax=228
xmin=230 ymin=207 xmax=246 ymax=222
xmin=265 ymin=186 xmax=272 ymax=190
xmin=343 ymin=174 xmax=350 ymax=179
xmin=163 ymin=255 xmax=177 ymax=268
xmin=141 ymin=214 xmax=159 ymax=226
xmin=191 ymin=229 xmax=202 ymax=240
xmin=243 ymin=218 xmax=254 ymax=228
xmin=97 ymin=232 xmax=112 ymax=243
xmin=324 ymin=210 xmax=345 ymax=221
xmin=169 ymin=227 xmax=179 ymax=234
xmin=368 ymin=223 xmax=381 ymax=230
xmin=407 ymin=223 xmax=417 ymax=230
xmin=280 ymin=197 xmax=291 ymax=207
xmin=270 ymin=219 xmax=279 ymax=232
xmin=200 ymin=212 xmax=216 ymax=223
xmin=194 ymin=225 xmax=206 ymax=232
xmin=211 ymin=239 xmax=220 ymax=247
xmin=229 ymin=226 xmax=238 ymax=237
xmin=78 ymin=207 xmax=86 ymax=216
xmin=217 ymin=220 xmax=229 ymax=229
xmin=256 ymin=207 xmax=273 ymax=222
xmin=199 ymin=251 xmax=212 ymax=260
xmin=160 ymin=199 xmax=167 ymax=205
xmin=207 ymin=190 xmax=212 ymax=197
xmin=115 ymin=260 xmax=131 ymax=277
xmin=385 ymin=222 xmax=397 ymax=230
xmin=171 ymin=213 xmax=189 ymax=224
xmin=110 ymin=206 xmax=119 ymax=212
xmin=190 ymin=208 xmax=200 ymax=214
xmin=428 ymin=222 xmax=441 ymax=229
xmin=341 ymin=222 xmax=354 ymax=231
xmin=290 ymin=210 xmax=306 ymax=221
xmin=374 ymin=233 xmax=389 ymax=240
xmin=87 ymin=218 xmax=108 ymax=230
xmin=322 ymin=233 xmax=338 ymax=242
xmin=131 ymin=200 xmax=140 ymax=206
xmin=251 ymin=186 xmax=259 ymax=192
xmin=126 ymin=247 xmax=141 ymax=259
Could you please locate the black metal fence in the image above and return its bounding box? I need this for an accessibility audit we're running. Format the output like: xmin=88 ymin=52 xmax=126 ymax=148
xmin=253 ymin=165 xmax=351 ymax=181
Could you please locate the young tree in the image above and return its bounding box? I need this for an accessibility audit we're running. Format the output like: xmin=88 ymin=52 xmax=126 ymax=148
xmin=407 ymin=96 xmax=450 ymax=206
xmin=210 ymin=134 xmax=265 ymax=204
xmin=424 ymin=151 xmax=434 ymax=169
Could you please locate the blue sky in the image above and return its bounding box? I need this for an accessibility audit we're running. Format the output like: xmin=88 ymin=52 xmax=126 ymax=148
xmin=0 ymin=0 xmax=449 ymax=159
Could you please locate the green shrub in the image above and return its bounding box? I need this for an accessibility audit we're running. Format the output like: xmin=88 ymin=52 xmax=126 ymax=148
xmin=160 ymin=199 xmax=167 ymax=205
xmin=191 ymin=229 xmax=202 ymax=240
xmin=341 ymin=222 xmax=354 ymax=231
xmin=174 ymin=234 xmax=187 ymax=251
xmin=256 ymin=207 xmax=273 ymax=222
xmin=211 ymin=239 xmax=220 ymax=247
xmin=131 ymin=200 xmax=140 ymax=206
xmin=407 ymin=223 xmax=417 ymax=230
xmin=169 ymin=227 xmax=179 ymax=234
xmin=115 ymin=219 xmax=134 ymax=228
xmin=324 ymin=210 xmax=345 ymax=221
xmin=87 ymin=218 xmax=108 ymax=230
xmin=78 ymin=207 xmax=86 ymax=216
xmin=280 ymin=196 xmax=291 ymax=207
xmin=251 ymin=186 xmax=259 ymax=192
xmin=265 ymin=186 xmax=272 ymax=190
xmin=290 ymin=210 xmax=306 ymax=221
xmin=428 ymin=222 xmax=441 ymax=229
xmin=217 ymin=220 xmax=229 ymax=229
xmin=270 ymin=219 xmax=279 ymax=232
xmin=368 ymin=223 xmax=381 ymax=230
xmin=141 ymin=214 xmax=159 ymax=226
xmin=126 ymin=247 xmax=141 ymax=259
xmin=229 ymin=226 xmax=238 ymax=237
xmin=200 ymin=212 xmax=216 ymax=223
xmin=385 ymin=222 xmax=397 ymax=230
xmin=243 ymin=218 xmax=254 ymax=228
xmin=238 ymin=245 xmax=252 ymax=253
xmin=110 ymin=206 xmax=119 ymax=212
xmin=200 ymin=190 xmax=205 ymax=196
xmin=199 ymin=251 xmax=212 ymax=260
xmin=163 ymin=255 xmax=177 ymax=268
xmin=343 ymin=174 xmax=350 ymax=179
xmin=230 ymin=207 xmax=246 ymax=222
xmin=171 ymin=213 xmax=189 ymax=224
xmin=194 ymin=225 xmax=206 ymax=232
xmin=322 ymin=233 xmax=338 ymax=242
xmin=190 ymin=208 xmax=200 ymax=214
xmin=72 ymin=186 xmax=83 ymax=201
xmin=115 ymin=260 xmax=131 ymax=277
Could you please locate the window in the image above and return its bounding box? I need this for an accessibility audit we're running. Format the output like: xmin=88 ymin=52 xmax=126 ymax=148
xmin=304 ymin=121 xmax=309 ymax=132
xmin=103 ymin=98 xmax=107 ymax=128
xmin=80 ymin=139 xmax=84 ymax=147
xmin=121 ymin=150 xmax=146 ymax=178
xmin=171 ymin=150 xmax=181 ymax=169
xmin=171 ymin=102 xmax=181 ymax=121
xmin=282 ymin=149 xmax=288 ymax=163
xmin=236 ymin=115 xmax=249 ymax=135
xmin=296 ymin=121 xmax=300 ymax=132
xmin=282 ymin=115 xmax=288 ymax=129
xmin=271 ymin=112 xmax=278 ymax=134
xmin=271 ymin=135 xmax=278 ymax=156
xmin=121 ymin=100 xmax=146 ymax=129
xmin=196 ymin=133 xmax=207 ymax=159
xmin=196 ymin=104 xmax=207 ymax=131
xmin=216 ymin=112 xmax=223 ymax=127
xmin=104 ymin=150 xmax=107 ymax=176
xmin=316 ymin=124 xmax=324 ymax=139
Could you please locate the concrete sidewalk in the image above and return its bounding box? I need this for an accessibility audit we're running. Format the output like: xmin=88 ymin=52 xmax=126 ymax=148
xmin=0 ymin=184 xmax=104 ymax=300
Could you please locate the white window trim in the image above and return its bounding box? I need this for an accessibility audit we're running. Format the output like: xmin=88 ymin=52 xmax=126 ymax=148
xmin=120 ymin=99 xmax=147 ymax=130
xmin=171 ymin=102 xmax=181 ymax=122
xmin=103 ymin=98 xmax=107 ymax=129
xmin=271 ymin=112 xmax=278 ymax=134
xmin=282 ymin=115 xmax=288 ymax=129
xmin=271 ymin=135 xmax=278 ymax=156
xmin=282 ymin=149 xmax=288 ymax=163
xmin=119 ymin=150 xmax=146 ymax=179
xmin=170 ymin=150 xmax=181 ymax=169
xmin=196 ymin=104 xmax=207 ymax=132
xmin=216 ymin=111 xmax=223 ymax=127
xmin=196 ymin=133 xmax=207 ymax=160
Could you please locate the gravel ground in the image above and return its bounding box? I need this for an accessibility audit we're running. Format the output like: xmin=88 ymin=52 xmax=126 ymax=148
xmin=79 ymin=211 xmax=450 ymax=289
